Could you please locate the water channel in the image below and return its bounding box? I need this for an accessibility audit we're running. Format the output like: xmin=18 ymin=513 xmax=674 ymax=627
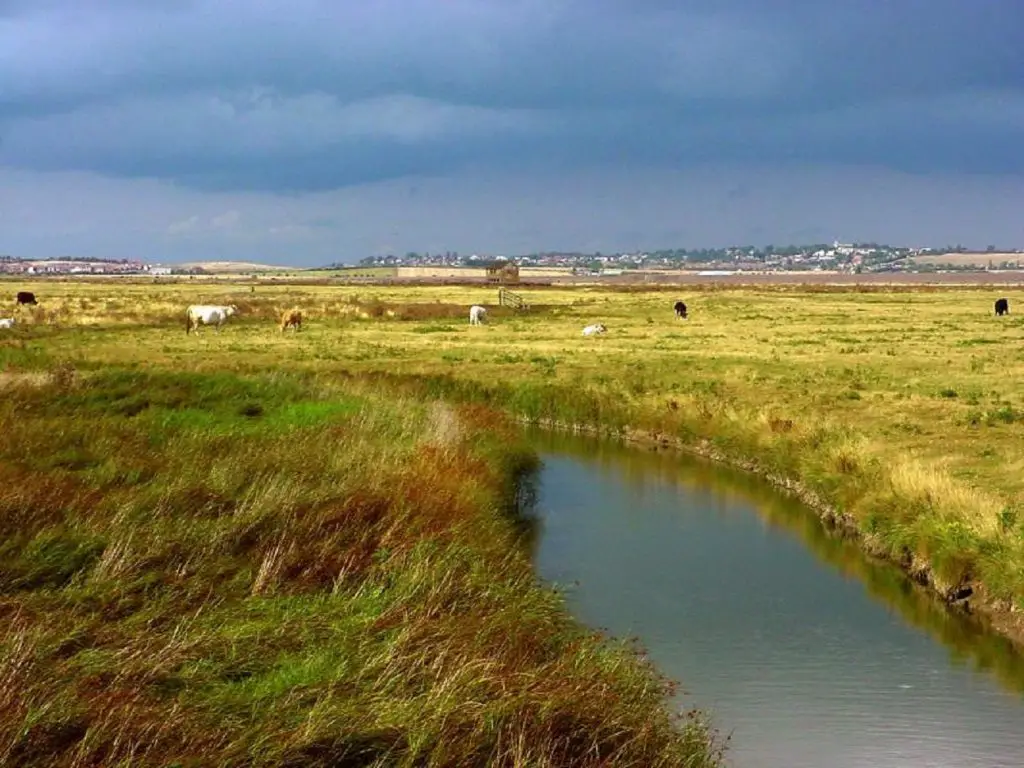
xmin=526 ymin=429 xmax=1024 ymax=768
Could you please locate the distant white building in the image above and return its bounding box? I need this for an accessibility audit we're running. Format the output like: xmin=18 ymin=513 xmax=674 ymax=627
xmin=833 ymin=240 xmax=857 ymax=256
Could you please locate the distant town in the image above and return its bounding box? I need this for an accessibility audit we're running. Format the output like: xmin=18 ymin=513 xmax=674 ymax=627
xmin=352 ymin=241 xmax=1024 ymax=274
xmin=2 ymin=241 xmax=1023 ymax=276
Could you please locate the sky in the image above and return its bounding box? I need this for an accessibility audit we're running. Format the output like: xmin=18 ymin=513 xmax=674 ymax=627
xmin=1 ymin=1 xmax=1023 ymax=264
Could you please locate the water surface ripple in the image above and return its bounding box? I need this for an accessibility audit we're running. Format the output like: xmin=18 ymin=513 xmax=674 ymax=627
xmin=527 ymin=431 xmax=1024 ymax=768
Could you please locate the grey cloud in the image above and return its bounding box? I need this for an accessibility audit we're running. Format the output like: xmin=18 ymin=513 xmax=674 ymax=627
xmin=4 ymin=91 xmax=559 ymax=158
xmin=3 ymin=165 xmax=1023 ymax=263
xmin=0 ymin=1 xmax=1021 ymax=194
xmin=5 ymin=2 xmax=1018 ymax=113
xmin=1 ymin=90 xmax=576 ymax=188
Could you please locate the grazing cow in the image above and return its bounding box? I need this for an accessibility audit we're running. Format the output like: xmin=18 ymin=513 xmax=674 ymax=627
xmin=995 ymin=298 xmax=1010 ymax=316
xmin=469 ymin=305 xmax=487 ymax=326
xmin=186 ymin=304 xmax=237 ymax=335
xmin=280 ymin=308 xmax=302 ymax=332
xmin=16 ymin=291 xmax=37 ymax=306
xmin=674 ymin=300 xmax=688 ymax=319
xmin=582 ymin=323 xmax=607 ymax=337
xmin=0 ymin=318 xmax=15 ymax=329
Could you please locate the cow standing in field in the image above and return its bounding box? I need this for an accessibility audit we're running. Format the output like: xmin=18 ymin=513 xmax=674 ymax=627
xmin=674 ymin=300 xmax=688 ymax=319
xmin=16 ymin=292 xmax=37 ymax=306
xmin=280 ymin=308 xmax=302 ymax=332
xmin=582 ymin=323 xmax=607 ymax=337
xmin=995 ymin=298 xmax=1010 ymax=316
xmin=0 ymin=318 xmax=15 ymax=329
xmin=469 ymin=305 xmax=487 ymax=325
xmin=186 ymin=304 xmax=237 ymax=335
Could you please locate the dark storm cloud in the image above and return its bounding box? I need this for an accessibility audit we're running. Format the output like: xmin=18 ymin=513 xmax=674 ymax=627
xmin=0 ymin=0 xmax=1022 ymax=191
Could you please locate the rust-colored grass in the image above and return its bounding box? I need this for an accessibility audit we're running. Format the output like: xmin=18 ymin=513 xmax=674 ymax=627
xmin=0 ymin=367 xmax=720 ymax=767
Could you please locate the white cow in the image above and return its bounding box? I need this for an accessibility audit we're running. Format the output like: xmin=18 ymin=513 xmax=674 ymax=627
xmin=469 ymin=305 xmax=487 ymax=325
xmin=186 ymin=304 xmax=238 ymax=335
xmin=582 ymin=323 xmax=607 ymax=337
xmin=0 ymin=318 xmax=15 ymax=329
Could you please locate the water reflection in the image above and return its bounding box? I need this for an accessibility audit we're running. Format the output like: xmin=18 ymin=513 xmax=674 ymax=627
xmin=525 ymin=427 xmax=1024 ymax=696
xmin=506 ymin=464 xmax=542 ymax=553
xmin=527 ymin=427 xmax=1024 ymax=767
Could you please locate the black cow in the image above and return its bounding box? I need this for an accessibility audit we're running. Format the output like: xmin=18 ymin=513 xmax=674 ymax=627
xmin=995 ymin=298 xmax=1010 ymax=316
xmin=674 ymin=300 xmax=688 ymax=319
xmin=16 ymin=291 xmax=37 ymax=306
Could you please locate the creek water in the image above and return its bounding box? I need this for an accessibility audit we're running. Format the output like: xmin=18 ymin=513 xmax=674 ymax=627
xmin=525 ymin=429 xmax=1024 ymax=768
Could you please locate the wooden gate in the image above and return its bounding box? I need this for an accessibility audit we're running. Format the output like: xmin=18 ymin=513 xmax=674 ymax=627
xmin=498 ymin=287 xmax=529 ymax=311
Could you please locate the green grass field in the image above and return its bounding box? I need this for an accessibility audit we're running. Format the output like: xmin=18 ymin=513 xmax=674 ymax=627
xmin=0 ymin=305 xmax=721 ymax=766
xmin=2 ymin=278 xmax=1023 ymax=760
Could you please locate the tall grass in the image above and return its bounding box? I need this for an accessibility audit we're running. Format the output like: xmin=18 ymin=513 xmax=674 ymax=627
xmin=0 ymin=369 xmax=720 ymax=767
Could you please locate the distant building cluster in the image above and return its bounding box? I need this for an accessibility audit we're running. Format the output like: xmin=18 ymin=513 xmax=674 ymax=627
xmin=355 ymin=242 xmax=1024 ymax=275
xmin=0 ymin=257 xmax=147 ymax=275
xmin=3 ymin=241 xmax=1023 ymax=277
xmin=0 ymin=257 xmax=212 ymax=276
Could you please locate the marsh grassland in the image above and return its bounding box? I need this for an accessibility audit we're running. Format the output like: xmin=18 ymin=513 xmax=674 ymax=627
xmin=0 ymin=296 xmax=721 ymax=766
xmin=2 ymin=277 xmax=1023 ymax=763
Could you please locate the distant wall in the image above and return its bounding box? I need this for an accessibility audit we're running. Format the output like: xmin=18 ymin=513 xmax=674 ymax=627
xmin=912 ymin=252 xmax=1024 ymax=267
xmin=396 ymin=266 xmax=488 ymax=279
xmin=519 ymin=267 xmax=574 ymax=278
xmin=333 ymin=266 xmax=398 ymax=278
xmin=332 ymin=265 xmax=572 ymax=280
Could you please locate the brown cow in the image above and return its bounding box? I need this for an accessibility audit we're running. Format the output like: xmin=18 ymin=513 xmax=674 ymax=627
xmin=280 ymin=308 xmax=302 ymax=332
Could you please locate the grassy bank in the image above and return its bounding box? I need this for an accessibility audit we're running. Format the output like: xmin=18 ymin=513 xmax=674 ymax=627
xmin=0 ymin=367 xmax=720 ymax=767
xmin=296 ymin=364 xmax=1024 ymax=646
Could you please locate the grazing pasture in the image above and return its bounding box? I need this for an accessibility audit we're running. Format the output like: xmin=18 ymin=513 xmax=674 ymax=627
xmin=11 ymin=279 xmax=1024 ymax=644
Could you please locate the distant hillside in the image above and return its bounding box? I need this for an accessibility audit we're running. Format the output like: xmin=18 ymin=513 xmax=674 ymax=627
xmin=176 ymin=261 xmax=297 ymax=273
